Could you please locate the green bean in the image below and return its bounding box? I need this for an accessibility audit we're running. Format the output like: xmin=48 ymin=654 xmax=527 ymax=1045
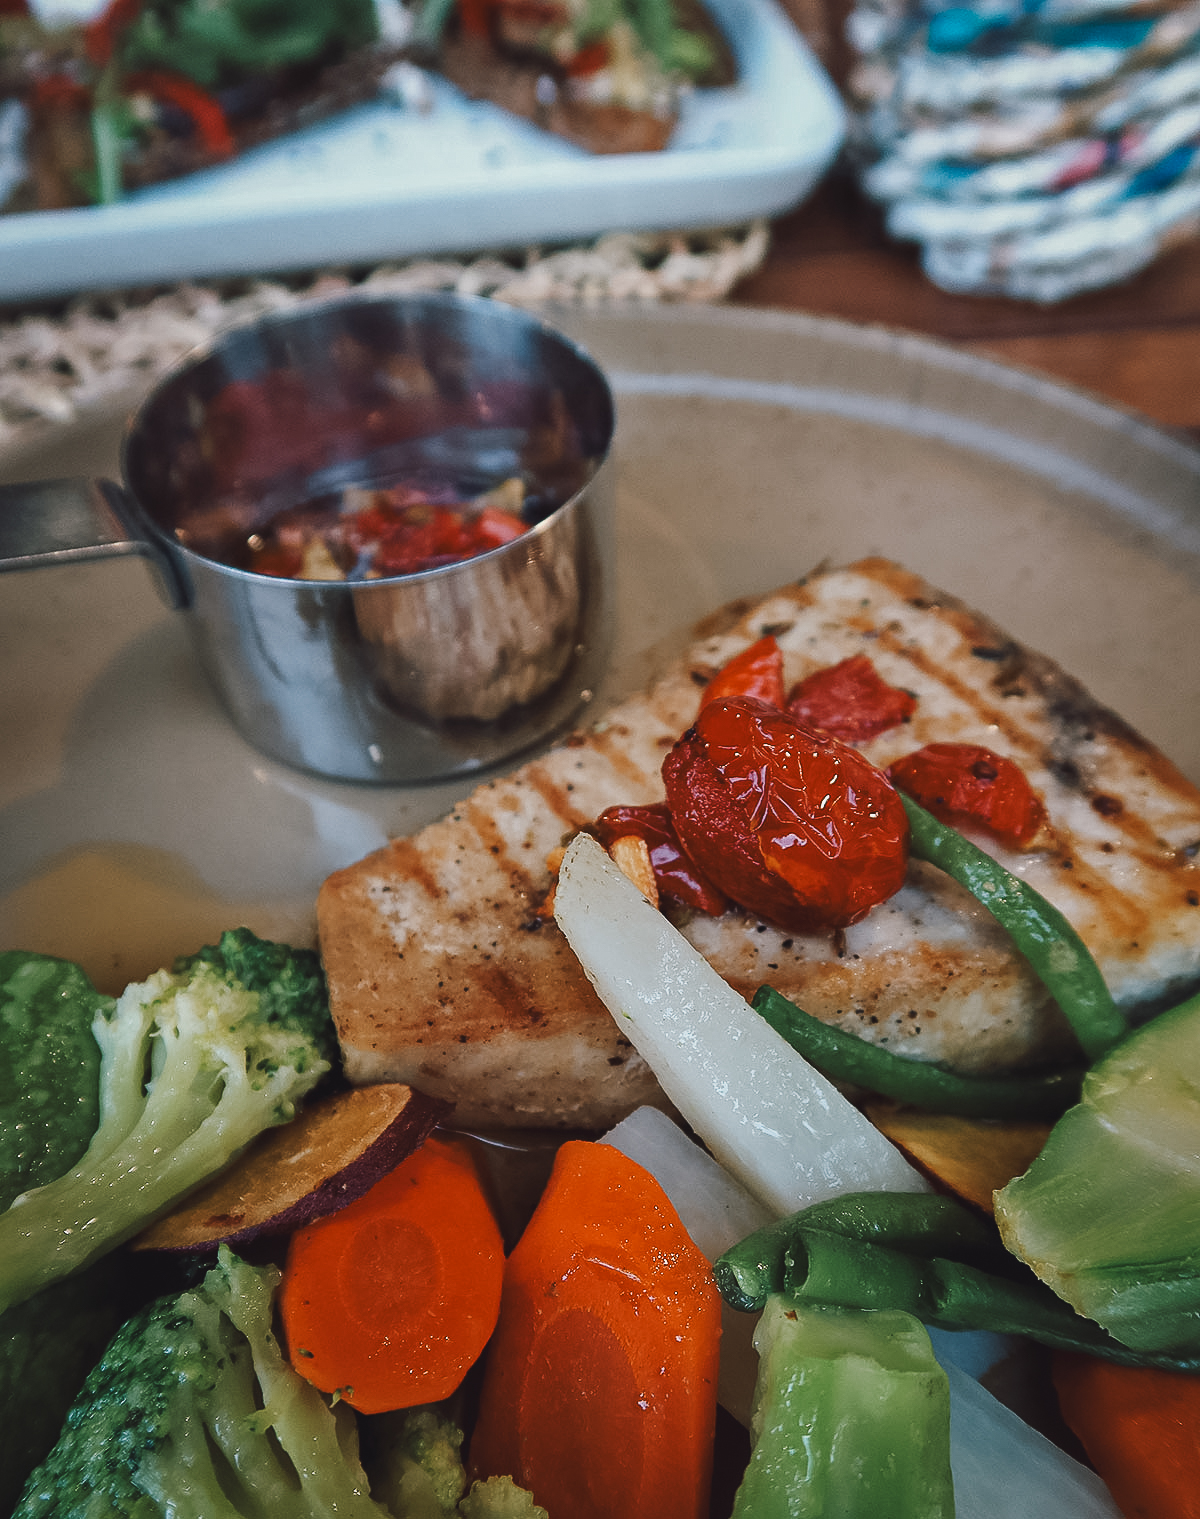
xmin=782 ymin=1230 xmax=1200 ymax=1370
xmin=899 ymin=793 xmax=1128 ymax=1062
xmin=752 ymin=985 xmax=1082 ymax=1119
xmin=716 ymin=1191 xmax=1200 ymax=1369
xmin=714 ymin=1191 xmax=1005 ymax=1313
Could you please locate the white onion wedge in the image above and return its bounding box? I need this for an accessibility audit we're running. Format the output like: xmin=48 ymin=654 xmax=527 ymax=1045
xmin=602 ymin=1107 xmax=1120 ymax=1516
xmin=944 ymin=1362 xmax=1121 ymax=1519
xmin=556 ymin=834 xmax=928 ymax=1217
xmin=603 ymin=1105 xmax=772 ymax=1424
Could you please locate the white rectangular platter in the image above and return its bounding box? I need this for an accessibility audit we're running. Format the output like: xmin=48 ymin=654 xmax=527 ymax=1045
xmin=0 ymin=0 xmax=844 ymax=302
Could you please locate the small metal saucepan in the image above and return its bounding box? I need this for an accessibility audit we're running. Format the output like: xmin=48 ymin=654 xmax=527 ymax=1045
xmin=0 ymin=292 xmax=616 ymax=783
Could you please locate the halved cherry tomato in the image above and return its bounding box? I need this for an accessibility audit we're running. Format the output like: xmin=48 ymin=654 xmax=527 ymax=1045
xmin=593 ymin=803 xmax=728 ymax=915
xmin=662 ymin=697 xmax=910 ymax=934
xmin=887 ymin=742 xmax=1046 ymax=849
xmin=701 ymin=634 xmax=785 ymax=709
xmin=786 ymin=654 xmax=916 ymax=743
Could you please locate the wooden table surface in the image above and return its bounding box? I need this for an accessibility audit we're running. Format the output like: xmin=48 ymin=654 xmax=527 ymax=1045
xmin=732 ymin=5 xmax=1200 ymax=442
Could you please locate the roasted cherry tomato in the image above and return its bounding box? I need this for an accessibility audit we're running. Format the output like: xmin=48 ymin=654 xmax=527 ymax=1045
xmin=701 ymin=634 xmax=786 ymax=709
xmin=786 ymin=654 xmax=917 ymax=743
xmin=887 ymin=742 xmax=1046 ymax=849
xmin=593 ymin=803 xmax=728 ymax=915
xmin=662 ymin=697 xmax=910 ymax=933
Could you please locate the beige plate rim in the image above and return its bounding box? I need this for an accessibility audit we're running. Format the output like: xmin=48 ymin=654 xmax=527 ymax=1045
xmin=3 ymin=300 xmax=1200 ymax=992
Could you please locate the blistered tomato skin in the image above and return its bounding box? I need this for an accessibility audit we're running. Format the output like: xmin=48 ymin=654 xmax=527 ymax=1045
xmin=662 ymin=697 xmax=911 ymax=933
xmin=888 ymin=743 xmax=1047 ymax=850
xmin=593 ymin=803 xmax=729 ymax=915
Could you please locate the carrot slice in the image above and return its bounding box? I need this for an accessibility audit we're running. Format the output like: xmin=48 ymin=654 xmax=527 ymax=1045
xmin=468 ymin=1139 xmax=721 ymax=1519
xmin=1053 ymin=1351 xmax=1200 ymax=1519
xmin=280 ymin=1133 xmax=504 ymax=1414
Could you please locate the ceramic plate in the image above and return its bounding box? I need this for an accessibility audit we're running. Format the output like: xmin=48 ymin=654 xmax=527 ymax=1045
xmin=3 ymin=301 xmax=1200 ymax=1005
xmin=0 ymin=0 xmax=843 ymax=302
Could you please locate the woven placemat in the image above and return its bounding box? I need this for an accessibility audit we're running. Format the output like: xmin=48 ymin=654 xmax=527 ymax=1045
xmin=0 ymin=221 xmax=768 ymax=445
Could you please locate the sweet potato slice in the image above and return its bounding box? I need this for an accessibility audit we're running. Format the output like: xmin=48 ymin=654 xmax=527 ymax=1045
xmin=133 ymin=1083 xmax=452 ymax=1251
xmin=863 ymin=1103 xmax=1052 ymax=1214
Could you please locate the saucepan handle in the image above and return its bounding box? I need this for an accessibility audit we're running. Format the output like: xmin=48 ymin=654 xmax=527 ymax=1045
xmin=0 ymin=477 xmax=190 ymax=610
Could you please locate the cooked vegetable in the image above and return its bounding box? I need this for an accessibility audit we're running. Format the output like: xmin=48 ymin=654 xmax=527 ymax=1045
xmin=944 ymin=1358 xmax=1121 ymax=1519
xmin=862 ymin=1104 xmax=1053 ymax=1213
xmin=716 ymin=1191 xmax=1200 ymax=1370
xmin=134 ymin=1082 xmax=450 ymax=1252
xmin=701 ymin=633 xmax=786 ymax=708
xmin=899 ymin=792 xmax=1127 ymax=1061
xmin=14 ymin=1246 xmax=391 ymax=1519
xmin=458 ymin=1477 xmax=549 ymax=1518
xmin=663 ymin=697 xmax=911 ymax=933
xmin=0 ymin=1259 xmax=129 ymax=1516
xmin=0 ymin=951 xmax=109 ymax=1211
xmin=366 ymin=1405 xmax=469 ymax=1517
xmin=752 ymin=984 xmax=1082 ymax=1119
xmin=785 ymin=652 xmax=917 ymax=742
xmin=119 ymin=0 xmax=380 ymax=89
xmin=281 ymin=1134 xmax=505 ymax=1414
xmin=888 ymin=743 xmax=1046 ymax=849
xmin=0 ymin=928 xmax=334 ymax=1313
xmin=366 ymin=1405 xmax=548 ymax=1518
xmin=715 ymin=1192 xmax=1005 ymax=1315
xmin=554 ymin=832 xmax=927 ymax=1216
xmin=731 ymin=1299 xmax=953 ymax=1519
xmin=995 ymin=987 xmax=1200 ymax=1355
xmin=1053 ymin=1352 xmax=1200 ymax=1519
xmin=468 ymin=1139 xmax=721 ymax=1519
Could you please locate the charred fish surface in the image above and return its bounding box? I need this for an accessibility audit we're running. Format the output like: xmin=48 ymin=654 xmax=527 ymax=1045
xmin=318 ymin=559 xmax=1200 ymax=1127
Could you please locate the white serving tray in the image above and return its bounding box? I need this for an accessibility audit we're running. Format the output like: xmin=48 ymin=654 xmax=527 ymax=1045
xmin=0 ymin=0 xmax=844 ymax=302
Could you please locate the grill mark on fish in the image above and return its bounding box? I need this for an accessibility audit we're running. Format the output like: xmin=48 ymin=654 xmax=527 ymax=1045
xmin=520 ymin=762 xmax=597 ymax=833
xmin=376 ymin=836 xmax=443 ymax=903
xmin=462 ymin=796 xmax=546 ymax=898
xmin=321 ymin=558 xmax=1200 ymax=1127
xmin=587 ymin=720 xmax=674 ymax=788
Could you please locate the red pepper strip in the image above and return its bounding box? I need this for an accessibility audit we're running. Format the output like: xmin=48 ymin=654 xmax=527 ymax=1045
xmin=701 ymin=634 xmax=785 ymax=709
xmin=84 ymin=0 xmax=143 ymax=65
xmin=887 ymin=742 xmax=1046 ymax=850
xmin=593 ymin=803 xmax=728 ymax=915
xmin=786 ymin=653 xmax=916 ymax=743
xmin=125 ymin=70 xmax=235 ymax=158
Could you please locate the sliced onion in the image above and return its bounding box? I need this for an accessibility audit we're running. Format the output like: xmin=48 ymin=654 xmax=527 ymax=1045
xmin=556 ymin=834 xmax=928 ymax=1219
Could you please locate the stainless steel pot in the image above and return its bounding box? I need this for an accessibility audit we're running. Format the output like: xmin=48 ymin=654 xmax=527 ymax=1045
xmin=0 ymin=293 xmax=616 ymax=783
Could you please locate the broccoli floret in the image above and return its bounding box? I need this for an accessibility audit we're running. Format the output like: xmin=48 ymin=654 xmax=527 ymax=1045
xmin=365 ymin=1408 xmax=547 ymax=1519
xmin=0 ymin=930 xmax=335 ymax=1315
xmin=458 ymin=1478 xmax=548 ymax=1519
xmin=0 ymin=1258 xmax=129 ymax=1516
xmin=0 ymin=952 xmax=111 ymax=1211
xmin=367 ymin=1406 xmax=468 ymax=1517
xmin=174 ymin=927 xmax=339 ymax=1078
xmin=15 ymin=1246 xmax=392 ymax=1519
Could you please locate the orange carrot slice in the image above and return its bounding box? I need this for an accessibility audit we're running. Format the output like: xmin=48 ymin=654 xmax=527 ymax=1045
xmin=280 ymin=1133 xmax=504 ymax=1414
xmin=468 ymin=1139 xmax=721 ymax=1519
xmin=1053 ymin=1351 xmax=1200 ymax=1519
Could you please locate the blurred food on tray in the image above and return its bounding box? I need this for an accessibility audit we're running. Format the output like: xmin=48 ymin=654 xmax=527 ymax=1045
xmin=0 ymin=0 xmax=736 ymax=211
xmin=843 ymin=0 xmax=1200 ymax=300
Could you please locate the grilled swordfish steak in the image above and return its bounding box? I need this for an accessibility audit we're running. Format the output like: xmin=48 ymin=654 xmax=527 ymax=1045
xmin=318 ymin=558 xmax=1200 ymax=1128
